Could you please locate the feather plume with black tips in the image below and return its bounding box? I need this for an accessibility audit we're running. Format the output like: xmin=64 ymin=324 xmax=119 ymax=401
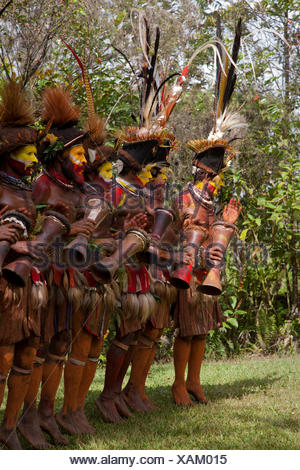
xmin=222 ymin=18 xmax=242 ymax=112
xmin=215 ymin=12 xmax=223 ymax=119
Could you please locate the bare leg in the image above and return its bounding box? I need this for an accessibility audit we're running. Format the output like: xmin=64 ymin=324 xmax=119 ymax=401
xmin=124 ymin=327 xmax=162 ymax=412
xmin=0 ymin=337 xmax=38 ymax=450
xmin=172 ymin=335 xmax=194 ymax=406
xmin=96 ymin=331 xmax=136 ymax=423
xmin=18 ymin=356 xmax=52 ymax=449
xmin=57 ymin=311 xmax=92 ymax=435
xmin=38 ymin=332 xmax=70 ymax=445
xmin=186 ymin=334 xmax=207 ymax=404
xmin=0 ymin=345 xmax=14 ymax=408
xmin=138 ymin=329 xmax=163 ymax=411
xmin=114 ymin=345 xmax=134 ymax=418
xmin=76 ymin=337 xmax=103 ymax=434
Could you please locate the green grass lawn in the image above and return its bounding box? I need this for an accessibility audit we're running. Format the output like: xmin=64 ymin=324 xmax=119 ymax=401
xmin=1 ymin=354 xmax=300 ymax=449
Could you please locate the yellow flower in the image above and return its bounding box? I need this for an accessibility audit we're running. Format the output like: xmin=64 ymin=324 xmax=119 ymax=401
xmin=46 ymin=133 xmax=58 ymax=145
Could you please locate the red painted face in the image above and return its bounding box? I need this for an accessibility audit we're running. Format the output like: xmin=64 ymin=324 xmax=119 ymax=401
xmin=8 ymin=145 xmax=38 ymax=177
xmin=63 ymin=145 xmax=87 ymax=184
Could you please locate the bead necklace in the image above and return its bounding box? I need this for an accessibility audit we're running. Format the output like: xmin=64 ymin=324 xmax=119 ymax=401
xmin=0 ymin=170 xmax=32 ymax=191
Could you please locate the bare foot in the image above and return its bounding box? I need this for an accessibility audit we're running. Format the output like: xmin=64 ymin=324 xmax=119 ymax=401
xmin=75 ymin=409 xmax=95 ymax=434
xmin=172 ymin=382 xmax=195 ymax=406
xmin=38 ymin=411 xmax=70 ymax=445
xmin=0 ymin=423 xmax=22 ymax=450
xmin=123 ymin=384 xmax=149 ymax=412
xmin=95 ymin=397 xmax=122 ymax=423
xmin=56 ymin=409 xmax=81 ymax=435
xmin=186 ymin=381 xmax=208 ymax=404
xmin=114 ymin=393 xmax=132 ymax=418
xmin=141 ymin=394 xmax=160 ymax=412
xmin=18 ymin=406 xmax=52 ymax=449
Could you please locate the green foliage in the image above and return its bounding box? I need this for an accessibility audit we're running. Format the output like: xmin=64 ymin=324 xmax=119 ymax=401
xmin=0 ymin=0 xmax=298 ymax=357
xmin=257 ymin=309 xmax=278 ymax=352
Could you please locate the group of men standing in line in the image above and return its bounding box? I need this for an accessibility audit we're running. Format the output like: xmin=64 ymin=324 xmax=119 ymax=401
xmin=0 ymin=13 xmax=244 ymax=450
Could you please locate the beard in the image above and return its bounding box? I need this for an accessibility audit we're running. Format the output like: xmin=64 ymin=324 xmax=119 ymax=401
xmin=7 ymin=157 xmax=36 ymax=177
xmin=62 ymin=159 xmax=84 ymax=185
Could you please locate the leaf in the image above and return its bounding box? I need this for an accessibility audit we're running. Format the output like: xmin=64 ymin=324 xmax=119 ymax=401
xmin=223 ymin=310 xmax=233 ymax=317
xmin=230 ymin=296 xmax=237 ymax=309
xmin=236 ymin=310 xmax=247 ymax=315
xmin=240 ymin=229 xmax=248 ymax=241
xmin=227 ymin=318 xmax=239 ymax=328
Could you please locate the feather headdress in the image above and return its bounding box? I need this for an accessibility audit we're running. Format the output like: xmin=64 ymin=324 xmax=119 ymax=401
xmin=39 ymin=86 xmax=84 ymax=163
xmin=114 ymin=11 xmax=189 ymax=167
xmin=61 ymin=38 xmax=110 ymax=164
xmin=41 ymin=87 xmax=81 ymax=127
xmin=0 ymin=80 xmax=37 ymax=156
xmin=186 ymin=18 xmax=247 ymax=173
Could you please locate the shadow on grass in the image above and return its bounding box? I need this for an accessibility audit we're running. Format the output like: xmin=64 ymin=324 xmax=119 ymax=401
xmin=203 ymin=373 xmax=282 ymax=402
xmin=145 ymin=373 xmax=282 ymax=405
xmin=0 ymin=373 xmax=290 ymax=450
xmin=84 ymin=372 xmax=281 ymax=422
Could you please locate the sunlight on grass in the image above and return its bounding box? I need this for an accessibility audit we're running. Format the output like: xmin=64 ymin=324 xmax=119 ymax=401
xmin=1 ymin=354 xmax=299 ymax=449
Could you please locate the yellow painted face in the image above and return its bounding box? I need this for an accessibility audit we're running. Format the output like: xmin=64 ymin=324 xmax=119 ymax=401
xmin=138 ymin=164 xmax=153 ymax=185
xmin=196 ymin=172 xmax=224 ymax=197
xmin=68 ymin=145 xmax=87 ymax=166
xmin=10 ymin=144 xmax=38 ymax=175
xmin=154 ymin=166 xmax=172 ymax=183
xmin=213 ymin=173 xmax=224 ymax=195
xmin=10 ymin=144 xmax=38 ymax=168
xmin=98 ymin=161 xmax=113 ymax=182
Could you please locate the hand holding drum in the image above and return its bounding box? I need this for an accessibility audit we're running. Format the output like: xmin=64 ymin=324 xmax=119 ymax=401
xmin=199 ymin=199 xmax=241 ymax=295
xmin=0 ymin=210 xmax=32 ymax=274
xmin=64 ymin=197 xmax=111 ymax=264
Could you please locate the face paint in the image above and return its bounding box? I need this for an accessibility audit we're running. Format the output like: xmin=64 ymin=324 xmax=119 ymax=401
xmin=138 ymin=164 xmax=153 ymax=186
xmin=68 ymin=145 xmax=87 ymax=166
xmin=212 ymin=173 xmax=224 ymax=196
xmin=155 ymin=166 xmax=171 ymax=183
xmin=64 ymin=144 xmax=87 ymax=184
xmin=196 ymin=172 xmax=224 ymax=197
xmin=98 ymin=161 xmax=113 ymax=182
xmin=9 ymin=145 xmax=38 ymax=176
xmin=88 ymin=148 xmax=96 ymax=163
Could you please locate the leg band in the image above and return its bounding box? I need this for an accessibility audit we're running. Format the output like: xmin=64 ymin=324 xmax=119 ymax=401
xmin=112 ymin=339 xmax=129 ymax=351
xmin=34 ymin=356 xmax=45 ymax=366
xmin=11 ymin=365 xmax=32 ymax=375
xmin=47 ymin=352 xmax=67 ymax=363
xmin=138 ymin=334 xmax=155 ymax=349
xmin=0 ymin=373 xmax=7 ymax=383
xmin=88 ymin=356 xmax=99 ymax=363
xmin=69 ymin=357 xmax=86 ymax=367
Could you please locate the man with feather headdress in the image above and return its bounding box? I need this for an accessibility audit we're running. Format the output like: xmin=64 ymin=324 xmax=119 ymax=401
xmin=171 ymin=18 xmax=245 ymax=406
xmin=14 ymin=85 xmax=110 ymax=446
xmin=0 ymin=80 xmax=48 ymax=449
xmin=93 ymin=11 xmax=189 ymax=422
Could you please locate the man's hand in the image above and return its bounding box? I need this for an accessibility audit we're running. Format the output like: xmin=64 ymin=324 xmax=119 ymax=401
xmin=47 ymin=201 xmax=76 ymax=221
xmin=123 ymin=212 xmax=148 ymax=231
xmin=0 ymin=223 xmax=21 ymax=244
xmin=222 ymin=198 xmax=241 ymax=224
xmin=9 ymin=240 xmax=40 ymax=259
xmin=205 ymin=246 xmax=224 ymax=266
xmin=69 ymin=220 xmax=95 ymax=238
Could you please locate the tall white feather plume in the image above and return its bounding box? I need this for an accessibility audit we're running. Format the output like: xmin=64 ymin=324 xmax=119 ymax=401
xmin=208 ymin=112 xmax=248 ymax=141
